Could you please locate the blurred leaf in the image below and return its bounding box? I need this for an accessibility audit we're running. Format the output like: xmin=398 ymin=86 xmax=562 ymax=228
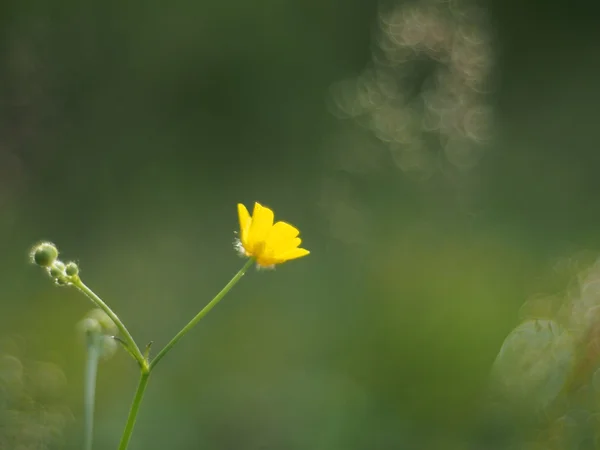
xmin=491 ymin=319 xmax=575 ymax=410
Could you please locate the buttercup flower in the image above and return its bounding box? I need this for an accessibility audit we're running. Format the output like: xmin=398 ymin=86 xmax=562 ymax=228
xmin=236 ymin=202 xmax=309 ymax=268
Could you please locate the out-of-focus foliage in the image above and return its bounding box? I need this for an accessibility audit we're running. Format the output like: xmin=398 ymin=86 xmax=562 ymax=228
xmin=491 ymin=319 xmax=575 ymax=410
xmin=2 ymin=0 xmax=600 ymax=448
xmin=0 ymin=347 xmax=72 ymax=449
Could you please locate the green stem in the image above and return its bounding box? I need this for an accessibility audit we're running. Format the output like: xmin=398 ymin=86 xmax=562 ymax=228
xmin=72 ymin=278 xmax=146 ymax=368
xmin=150 ymin=258 xmax=254 ymax=370
xmin=118 ymin=370 xmax=150 ymax=450
xmin=83 ymin=333 xmax=101 ymax=450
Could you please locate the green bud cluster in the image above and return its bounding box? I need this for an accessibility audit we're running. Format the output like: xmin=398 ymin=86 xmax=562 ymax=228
xmin=30 ymin=242 xmax=80 ymax=286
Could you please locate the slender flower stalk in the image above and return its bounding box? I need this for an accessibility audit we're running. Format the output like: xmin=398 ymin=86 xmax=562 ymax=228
xmin=71 ymin=278 xmax=147 ymax=369
xmin=116 ymin=259 xmax=254 ymax=448
xmin=150 ymin=258 xmax=254 ymax=370
xmin=83 ymin=333 xmax=101 ymax=450
xmin=118 ymin=370 xmax=150 ymax=450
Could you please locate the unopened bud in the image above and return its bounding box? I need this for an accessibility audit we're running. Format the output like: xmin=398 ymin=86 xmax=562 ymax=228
xmin=101 ymin=337 xmax=118 ymax=360
xmin=85 ymin=309 xmax=117 ymax=336
xmin=65 ymin=262 xmax=79 ymax=277
xmin=31 ymin=242 xmax=58 ymax=267
xmin=78 ymin=317 xmax=102 ymax=335
xmin=54 ymin=276 xmax=69 ymax=286
xmin=49 ymin=261 xmax=66 ymax=279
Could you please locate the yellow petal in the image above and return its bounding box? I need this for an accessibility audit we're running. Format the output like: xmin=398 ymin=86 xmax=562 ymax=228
xmin=255 ymin=255 xmax=278 ymax=267
xmin=271 ymin=237 xmax=301 ymax=255
xmin=265 ymin=223 xmax=299 ymax=253
xmin=265 ymin=222 xmax=299 ymax=247
xmin=247 ymin=202 xmax=274 ymax=253
xmin=237 ymin=204 xmax=251 ymax=247
xmin=278 ymin=247 xmax=310 ymax=262
xmin=270 ymin=221 xmax=299 ymax=239
xmin=235 ymin=201 xmax=309 ymax=265
xmin=260 ymin=237 xmax=298 ymax=263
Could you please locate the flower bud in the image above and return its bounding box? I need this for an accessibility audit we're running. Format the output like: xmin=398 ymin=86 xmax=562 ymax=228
xmin=101 ymin=337 xmax=118 ymax=360
xmin=85 ymin=309 xmax=117 ymax=336
xmin=54 ymin=276 xmax=69 ymax=286
xmin=65 ymin=262 xmax=79 ymax=277
xmin=49 ymin=261 xmax=66 ymax=279
xmin=31 ymin=242 xmax=58 ymax=267
xmin=78 ymin=317 xmax=102 ymax=335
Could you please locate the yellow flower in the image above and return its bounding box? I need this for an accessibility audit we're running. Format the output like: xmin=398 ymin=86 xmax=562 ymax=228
xmin=236 ymin=202 xmax=309 ymax=268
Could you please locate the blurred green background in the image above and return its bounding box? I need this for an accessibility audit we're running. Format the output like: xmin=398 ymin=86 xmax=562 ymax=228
xmin=2 ymin=0 xmax=600 ymax=449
